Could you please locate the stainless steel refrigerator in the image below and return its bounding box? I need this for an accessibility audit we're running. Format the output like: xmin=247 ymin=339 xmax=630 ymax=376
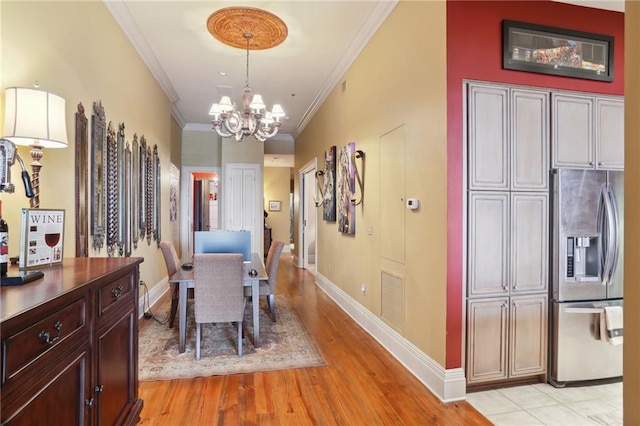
xmin=549 ymin=168 xmax=624 ymax=386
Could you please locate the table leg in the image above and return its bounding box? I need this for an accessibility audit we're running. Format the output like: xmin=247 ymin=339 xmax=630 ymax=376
xmin=252 ymin=281 xmax=260 ymax=347
xmin=179 ymin=282 xmax=187 ymax=353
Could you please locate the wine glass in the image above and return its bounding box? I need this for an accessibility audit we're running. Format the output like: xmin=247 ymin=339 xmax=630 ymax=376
xmin=44 ymin=223 xmax=61 ymax=266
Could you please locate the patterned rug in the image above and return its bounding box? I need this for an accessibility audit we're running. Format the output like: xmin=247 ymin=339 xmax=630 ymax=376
xmin=139 ymin=295 xmax=327 ymax=381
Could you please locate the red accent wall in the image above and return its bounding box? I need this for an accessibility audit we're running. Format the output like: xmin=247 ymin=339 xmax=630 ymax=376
xmin=446 ymin=0 xmax=624 ymax=369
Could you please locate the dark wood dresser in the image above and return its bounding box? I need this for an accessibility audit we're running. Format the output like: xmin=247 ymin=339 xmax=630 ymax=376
xmin=0 ymin=257 xmax=144 ymax=425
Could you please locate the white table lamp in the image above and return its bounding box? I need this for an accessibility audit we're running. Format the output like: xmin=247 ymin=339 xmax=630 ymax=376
xmin=2 ymin=87 xmax=68 ymax=208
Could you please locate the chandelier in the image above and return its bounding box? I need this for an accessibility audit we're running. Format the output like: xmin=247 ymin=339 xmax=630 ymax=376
xmin=207 ymin=7 xmax=288 ymax=142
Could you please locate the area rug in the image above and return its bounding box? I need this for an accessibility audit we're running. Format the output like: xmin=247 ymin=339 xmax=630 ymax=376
xmin=139 ymin=295 xmax=327 ymax=381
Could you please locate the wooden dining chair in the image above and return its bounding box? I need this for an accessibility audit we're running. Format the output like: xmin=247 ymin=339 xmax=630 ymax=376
xmin=245 ymin=240 xmax=284 ymax=322
xmin=159 ymin=240 xmax=181 ymax=328
xmin=193 ymin=253 xmax=246 ymax=360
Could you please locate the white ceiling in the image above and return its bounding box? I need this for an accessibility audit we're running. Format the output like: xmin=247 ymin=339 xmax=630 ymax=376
xmin=551 ymin=0 xmax=623 ymax=12
xmin=105 ymin=0 xmax=397 ymax=143
xmin=104 ymin=0 xmax=623 ymax=153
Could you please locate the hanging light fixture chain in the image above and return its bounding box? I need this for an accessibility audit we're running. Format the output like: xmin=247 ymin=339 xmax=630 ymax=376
xmin=245 ymin=33 xmax=251 ymax=87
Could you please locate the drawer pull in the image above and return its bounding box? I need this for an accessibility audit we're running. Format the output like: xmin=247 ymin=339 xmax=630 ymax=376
xmin=95 ymin=385 xmax=104 ymax=393
xmin=85 ymin=398 xmax=94 ymax=407
xmin=111 ymin=284 xmax=125 ymax=299
xmin=38 ymin=321 xmax=63 ymax=345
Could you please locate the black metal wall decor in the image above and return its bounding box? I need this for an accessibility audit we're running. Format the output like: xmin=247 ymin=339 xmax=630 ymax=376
xmin=91 ymin=101 xmax=106 ymax=251
xmin=139 ymin=136 xmax=147 ymax=242
xmin=131 ymin=134 xmax=139 ymax=250
xmin=106 ymin=121 xmax=119 ymax=257
xmin=75 ymin=102 xmax=89 ymax=257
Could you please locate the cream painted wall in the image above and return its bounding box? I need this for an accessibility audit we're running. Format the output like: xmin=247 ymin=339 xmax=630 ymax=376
xmin=264 ymin=167 xmax=291 ymax=246
xmin=221 ymin=136 xmax=264 ymax=164
xmin=294 ymin=2 xmax=448 ymax=365
xmin=1 ymin=2 xmax=176 ymax=291
xmin=182 ymin=130 xmax=221 ymax=167
xmin=624 ymin=2 xmax=640 ymax=423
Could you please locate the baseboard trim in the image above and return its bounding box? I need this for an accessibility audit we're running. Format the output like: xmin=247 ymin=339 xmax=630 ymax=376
xmin=315 ymin=272 xmax=466 ymax=402
xmin=138 ymin=278 xmax=170 ymax=319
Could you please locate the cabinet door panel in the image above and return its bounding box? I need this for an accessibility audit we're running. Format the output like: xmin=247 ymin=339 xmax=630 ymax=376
xmin=1 ymin=347 xmax=90 ymax=425
xmin=468 ymin=192 xmax=509 ymax=296
xmin=467 ymin=298 xmax=509 ymax=383
xmin=95 ymin=306 xmax=137 ymax=426
xmin=468 ymin=84 xmax=509 ymax=190
xmin=510 ymin=295 xmax=547 ymax=377
xmin=511 ymin=89 xmax=549 ymax=190
xmin=552 ymin=94 xmax=594 ymax=169
xmin=595 ymin=97 xmax=624 ymax=170
xmin=511 ymin=193 xmax=548 ymax=294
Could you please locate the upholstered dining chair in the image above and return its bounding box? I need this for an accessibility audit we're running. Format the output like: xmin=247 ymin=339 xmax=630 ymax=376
xmin=159 ymin=240 xmax=181 ymax=328
xmin=245 ymin=240 xmax=284 ymax=322
xmin=193 ymin=253 xmax=246 ymax=360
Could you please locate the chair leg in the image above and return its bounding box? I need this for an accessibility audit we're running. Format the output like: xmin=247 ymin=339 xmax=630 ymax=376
xmin=267 ymin=294 xmax=276 ymax=322
xmin=195 ymin=322 xmax=201 ymax=361
xmin=237 ymin=320 xmax=243 ymax=358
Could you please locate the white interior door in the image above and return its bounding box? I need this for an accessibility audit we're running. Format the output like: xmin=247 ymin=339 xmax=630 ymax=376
xmin=223 ymin=163 xmax=263 ymax=258
xmin=298 ymin=159 xmax=318 ymax=271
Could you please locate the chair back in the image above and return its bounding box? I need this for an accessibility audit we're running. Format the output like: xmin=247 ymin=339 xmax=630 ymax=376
xmin=193 ymin=253 xmax=245 ymax=324
xmin=159 ymin=240 xmax=180 ymax=276
xmin=265 ymin=241 xmax=285 ymax=291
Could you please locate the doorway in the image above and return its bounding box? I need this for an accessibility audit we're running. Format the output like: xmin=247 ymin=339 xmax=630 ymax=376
xmin=299 ymin=159 xmax=318 ymax=272
xmin=180 ymin=166 xmax=221 ymax=260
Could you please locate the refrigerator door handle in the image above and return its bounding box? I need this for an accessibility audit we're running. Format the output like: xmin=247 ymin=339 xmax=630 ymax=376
xmin=598 ymin=185 xmax=611 ymax=286
xmin=606 ymin=184 xmax=620 ymax=287
xmin=600 ymin=184 xmax=618 ymax=287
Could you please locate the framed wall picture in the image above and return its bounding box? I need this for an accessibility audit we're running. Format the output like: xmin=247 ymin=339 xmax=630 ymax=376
xmin=269 ymin=200 xmax=281 ymax=212
xmin=502 ymin=20 xmax=614 ymax=82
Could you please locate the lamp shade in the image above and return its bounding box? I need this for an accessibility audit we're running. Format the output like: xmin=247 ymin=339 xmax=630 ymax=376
xmin=2 ymin=87 xmax=68 ymax=148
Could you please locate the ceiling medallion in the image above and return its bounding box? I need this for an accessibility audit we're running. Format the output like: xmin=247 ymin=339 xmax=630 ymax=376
xmin=206 ymin=7 xmax=288 ymax=50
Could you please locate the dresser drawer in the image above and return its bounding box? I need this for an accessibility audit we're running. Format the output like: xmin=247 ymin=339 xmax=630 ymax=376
xmin=2 ymin=296 xmax=88 ymax=386
xmin=96 ymin=272 xmax=135 ymax=321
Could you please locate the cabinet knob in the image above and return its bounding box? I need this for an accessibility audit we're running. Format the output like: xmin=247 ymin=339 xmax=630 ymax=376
xmin=95 ymin=385 xmax=104 ymax=393
xmin=85 ymin=398 xmax=94 ymax=407
xmin=589 ymin=161 xmax=594 ymax=166
xmin=598 ymin=161 xmax=604 ymax=166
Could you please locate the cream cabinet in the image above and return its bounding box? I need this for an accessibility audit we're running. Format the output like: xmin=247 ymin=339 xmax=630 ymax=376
xmin=552 ymin=93 xmax=624 ymax=170
xmin=468 ymin=83 xmax=548 ymax=191
xmin=468 ymin=192 xmax=509 ymax=296
xmin=466 ymin=298 xmax=509 ymax=383
xmin=468 ymin=192 xmax=548 ymax=297
xmin=466 ymin=81 xmax=549 ymax=387
xmin=468 ymin=84 xmax=509 ymax=190
xmin=510 ymin=193 xmax=548 ymax=294
xmin=510 ymin=295 xmax=547 ymax=378
xmin=467 ymin=295 xmax=548 ymax=384
xmin=595 ymin=97 xmax=624 ymax=170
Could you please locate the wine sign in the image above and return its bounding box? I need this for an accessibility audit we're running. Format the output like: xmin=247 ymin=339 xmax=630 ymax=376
xmin=18 ymin=209 xmax=65 ymax=270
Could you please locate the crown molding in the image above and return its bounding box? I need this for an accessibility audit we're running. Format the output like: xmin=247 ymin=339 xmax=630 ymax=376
xmin=293 ymin=0 xmax=398 ymax=138
xmin=103 ymin=1 xmax=180 ymax=105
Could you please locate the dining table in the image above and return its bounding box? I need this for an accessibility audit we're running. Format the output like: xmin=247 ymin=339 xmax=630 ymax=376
xmin=168 ymin=252 xmax=268 ymax=353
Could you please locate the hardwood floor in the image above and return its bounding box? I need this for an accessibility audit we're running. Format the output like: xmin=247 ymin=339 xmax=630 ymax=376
xmin=138 ymin=254 xmax=490 ymax=425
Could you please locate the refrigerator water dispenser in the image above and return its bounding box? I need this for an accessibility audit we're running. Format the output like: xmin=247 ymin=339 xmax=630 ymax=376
xmin=566 ymin=236 xmax=599 ymax=281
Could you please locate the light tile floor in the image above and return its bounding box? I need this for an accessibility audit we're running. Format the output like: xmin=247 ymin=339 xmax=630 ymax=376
xmin=467 ymin=382 xmax=622 ymax=425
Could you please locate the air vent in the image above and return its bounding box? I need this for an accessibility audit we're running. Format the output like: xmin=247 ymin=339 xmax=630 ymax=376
xmin=381 ymin=270 xmax=404 ymax=333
